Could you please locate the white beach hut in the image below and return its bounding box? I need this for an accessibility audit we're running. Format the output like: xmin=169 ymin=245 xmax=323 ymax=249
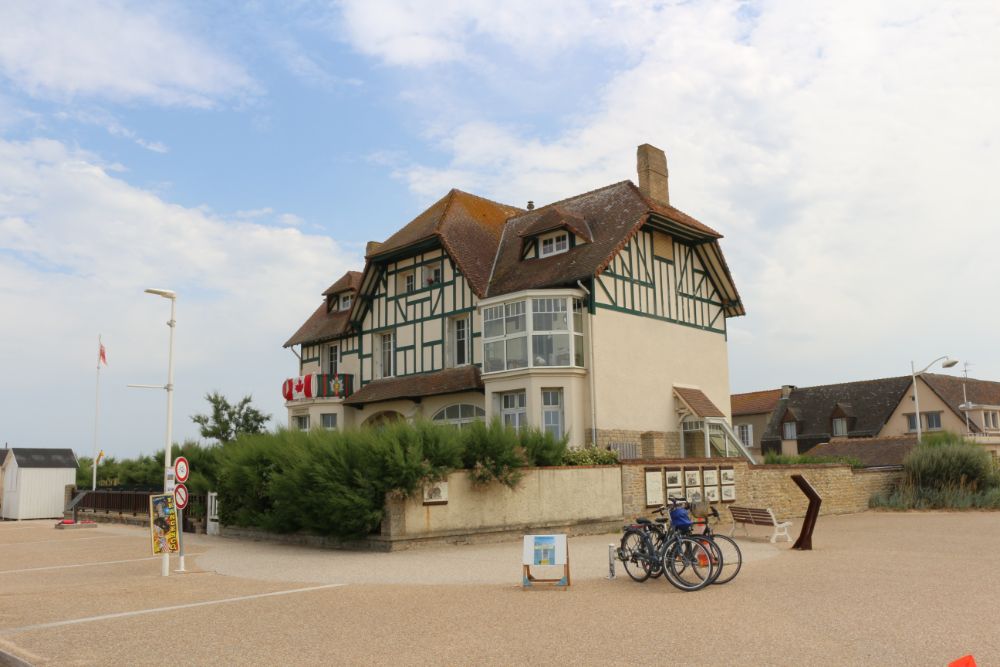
xmin=1 ymin=448 xmax=78 ymax=520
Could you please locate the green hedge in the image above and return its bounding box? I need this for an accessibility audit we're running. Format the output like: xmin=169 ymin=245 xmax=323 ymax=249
xmin=870 ymin=432 xmax=1000 ymax=510
xmin=213 ymin=419 xmax=581 ymax=538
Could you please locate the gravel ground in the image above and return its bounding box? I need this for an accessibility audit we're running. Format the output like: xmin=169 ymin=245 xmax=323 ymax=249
xmin=1 ymin=512 xmax=997 ymax=666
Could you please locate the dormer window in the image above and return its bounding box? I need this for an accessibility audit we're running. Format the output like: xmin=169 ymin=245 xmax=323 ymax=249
xmin=340 ymin=294 xmax=352 ymax=310
xmin=832 ymin=417 xmax=847 ymax=437
xmin=540 ymin=232 xmax=569 ymax=258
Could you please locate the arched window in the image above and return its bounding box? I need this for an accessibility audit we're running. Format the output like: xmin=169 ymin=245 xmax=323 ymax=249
xmin=432 ymin=404 xmax=485 ymax=429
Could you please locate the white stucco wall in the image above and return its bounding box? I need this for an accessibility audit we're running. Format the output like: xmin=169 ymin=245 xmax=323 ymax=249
xmin=591 ymin=308 xmax=731 ymax=433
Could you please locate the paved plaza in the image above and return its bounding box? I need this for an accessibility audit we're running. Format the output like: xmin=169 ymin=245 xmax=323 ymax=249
xmin=1 ymin=512 xmax=997 ymax=665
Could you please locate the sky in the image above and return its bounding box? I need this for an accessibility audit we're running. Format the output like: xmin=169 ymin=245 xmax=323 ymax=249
xmin=1 ymin=1 xmax=998 ymax=460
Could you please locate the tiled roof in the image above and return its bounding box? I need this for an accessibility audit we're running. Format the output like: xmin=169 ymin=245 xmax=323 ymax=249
xmin=731 ymin=389 xmax=782 ymax=416
xmin=284 ymin=303 xmax=351 ymax=348
xmin=489 ymin=182 xmax=650 ymax=296
xmin=322 ymin=271 xmax=363 ymax=297
xmin=368 ymin=189 xmax=524 ymax=298
xmin=760 ymin=376 xmax=913 ymax=451
xmin=806 ymin=436 xmax=917 ymax=467
xmin=673 ymin=386 xmax=726 ymax=418
xmin=10 ymin=448 xmax=77 ymax=469
xmin=517 ymin=206 xmax=593 ymax=243
xmin=486 ymin=181 xmax=739 ymax=310
xmin=343 ymin=366 xmax=484 ymax=407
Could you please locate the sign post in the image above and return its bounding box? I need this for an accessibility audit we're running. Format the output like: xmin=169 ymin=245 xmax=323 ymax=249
xmin=173 ymin=457 xmax=190 ymax=573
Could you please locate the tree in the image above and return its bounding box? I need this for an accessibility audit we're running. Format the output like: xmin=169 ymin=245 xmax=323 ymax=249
xmin=191 ymin=392 xmax=271 ymax=444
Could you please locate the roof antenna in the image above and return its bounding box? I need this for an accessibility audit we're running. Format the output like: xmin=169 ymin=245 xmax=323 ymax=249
xmin=526 ymin=201 xmax=534 ymax=210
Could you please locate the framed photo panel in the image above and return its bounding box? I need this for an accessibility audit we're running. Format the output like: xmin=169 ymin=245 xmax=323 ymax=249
xmin=704 ymin=486 xmax=720 ymax=502
xmin=665 ymin=469 xmax=682 ymax=488
xmin=685 ymin=486 xmax=704 ymax=503
xmin=702 ymin=468 xmax=718 ymax=486
xmin=684 ymin=469 xmax=701 ymax=487
xmin=645 ymin=469 xmax=665 ymax=507
xmin=721 ymin=485 xmax=736 ymax=502
xmin=720 ymin=468 xmax=736 ymax=484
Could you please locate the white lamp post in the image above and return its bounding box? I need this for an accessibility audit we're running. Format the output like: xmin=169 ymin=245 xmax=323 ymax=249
xmin=911 ymin=355 xmax=958 ymax=442
xmin=145 ymin=288 xmax=177 ymax=576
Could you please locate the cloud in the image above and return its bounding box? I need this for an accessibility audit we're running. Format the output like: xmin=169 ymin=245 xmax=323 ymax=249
xmin=0 ymin=1 xmax=257 ymax=107
xmin=341 ymin=1 xmax=1000 ymax=387
xmin=0 ymin=138 xmax=361 ymax=456
xmin=54 ymin=109 xmax=169 ymax=153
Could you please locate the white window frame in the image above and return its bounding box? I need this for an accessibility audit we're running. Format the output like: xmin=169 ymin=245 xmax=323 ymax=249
xmin=906 ymin=413 xmax=918 ymax=432
xmin=736 ymin=423 xmax=753 ymax=448
xmin=321 ymin=413 xmax=337 ymax=430
xmin=782 ymin=421 xmax=797 ymax=440
xmin=293 ymin=414 xmax=310 ymax=431
xmin=481 ymin=293 xmax=586 ymax=374
xmin=541 ymin=389 xmax=564 ymax=439
xmin=432 ymin=404 xmax=485 ymax=429
xmin=926 ymin=411 xmax=942 ymax=430
xmin=378 ymin=332 xmax=394 ymax=378
xmin=500 ymin=390 xmax=527 ymax=431
xmin=405 ymin=272 xmax=416 ymax=293
xmin=424 ymin=264 xmax=442 ymax=286
xmin=340 ymin=295 xmax=352 ymax=310
xmin=327 ymin=344 xmax=339 ymax=377
xmin=832 ymin=417 xmax=847 ymax=437
xmin=539 ymin=231 xmax=569 ymax=258
xmin=450 ymin=316 xmax=470 ymax=367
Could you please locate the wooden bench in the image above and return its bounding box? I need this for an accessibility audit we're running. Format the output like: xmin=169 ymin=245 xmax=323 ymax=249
xmin=728 ymin=506 xmax=793 ymax=543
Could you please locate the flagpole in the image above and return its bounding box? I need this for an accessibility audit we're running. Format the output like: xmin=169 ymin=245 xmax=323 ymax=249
xmin=93 ymin=335 xmax=102 ymax=491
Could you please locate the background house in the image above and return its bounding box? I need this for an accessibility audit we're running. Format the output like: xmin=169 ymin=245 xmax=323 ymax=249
xmin=730 ymin=387 xmax=785 ymax=458
xmin=281 ymin=143 xmax=752 ymax=460
xmin=758 ymin=373 xmax=1000 ymax=462
xmin=1 ymin=448 xmax=77 ymax=520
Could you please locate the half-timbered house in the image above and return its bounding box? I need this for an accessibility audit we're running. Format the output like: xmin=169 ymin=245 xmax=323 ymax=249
xmin=283 ymin=143 xmax=751 ymax=459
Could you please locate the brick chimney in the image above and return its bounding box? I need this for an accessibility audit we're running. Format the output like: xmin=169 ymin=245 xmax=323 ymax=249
xmin=365 ymin=241 xmax=382 ymax=257
xmin=637 ymin=143 xmax=669 ymax=205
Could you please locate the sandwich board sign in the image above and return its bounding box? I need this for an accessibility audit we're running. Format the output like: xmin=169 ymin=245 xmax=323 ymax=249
xmin=522 ymin=534 xmax=569 ymax=589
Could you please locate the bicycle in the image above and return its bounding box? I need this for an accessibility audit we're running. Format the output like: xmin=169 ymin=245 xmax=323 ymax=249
xmin=618 ymin=504 xmax=716 ymax=591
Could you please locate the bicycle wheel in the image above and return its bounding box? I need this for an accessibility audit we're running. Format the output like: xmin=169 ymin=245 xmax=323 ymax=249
xmin=619 ymin=529 xmax=652 ymax=583
xmin=661 ymin=536 xmax=714 ymax=592
xmin=689 ymin=535 xmax=724 ymax=585
xmin=707 ymin=534 xmax=742 ymax=585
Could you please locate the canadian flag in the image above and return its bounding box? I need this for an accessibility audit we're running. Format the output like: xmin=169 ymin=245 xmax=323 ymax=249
xmin=282 ymin=375 xmax=315 ymax=401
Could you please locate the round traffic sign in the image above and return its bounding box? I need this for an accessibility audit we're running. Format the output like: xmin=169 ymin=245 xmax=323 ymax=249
xmin=174 ymin=457 xmax=190 ymax=483
xmin=174 ymin=483 xmax=189 ymax=510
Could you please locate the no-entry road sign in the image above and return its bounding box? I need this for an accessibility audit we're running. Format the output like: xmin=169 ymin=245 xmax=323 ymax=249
xmin=174 ymin=483 xmax=189 ymax=510
xmin=174 ymin=457 xmax=190 ymax=483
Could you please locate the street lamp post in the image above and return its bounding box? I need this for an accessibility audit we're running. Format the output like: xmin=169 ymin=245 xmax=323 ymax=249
xmin=145 ymin=288 xmax=177 ymax=576
xmin=911 ymin=355 xmax=958 ymax=442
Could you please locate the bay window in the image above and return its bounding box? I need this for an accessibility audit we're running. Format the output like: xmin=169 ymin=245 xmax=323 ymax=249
xmin=482 ymin=294 xmax=586 ymax=373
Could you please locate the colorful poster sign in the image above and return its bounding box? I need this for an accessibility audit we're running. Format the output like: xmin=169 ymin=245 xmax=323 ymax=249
xmin=149 ymin=494 xmax=180 ymax=554
xmin=522 ymin=534 xmax=567 ymax=566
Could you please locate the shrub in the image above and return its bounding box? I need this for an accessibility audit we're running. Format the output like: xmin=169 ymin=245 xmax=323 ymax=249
xmin=459 ymin=419 xmax=527 ymax=487
xmin=903 ymin=434 xmax=997 ymax=492
xmin=561 ymin=446 xmax=620 ymax=466
xmin=215 ymin=429 xmax=305 ymax=530
xmin=517 ymin=426 xmax=569 ymax=467
xmin=870 ymin=432 xmax=1000 ymax=510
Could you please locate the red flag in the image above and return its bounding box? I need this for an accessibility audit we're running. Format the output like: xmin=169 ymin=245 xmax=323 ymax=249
xmin=98 ymin=342 xmax=107 ymax=366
